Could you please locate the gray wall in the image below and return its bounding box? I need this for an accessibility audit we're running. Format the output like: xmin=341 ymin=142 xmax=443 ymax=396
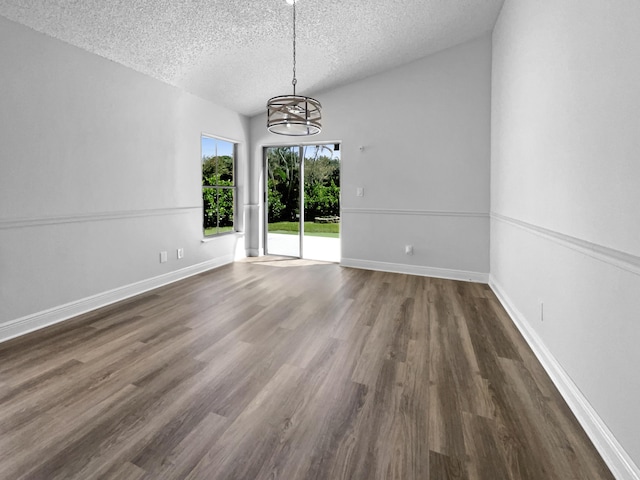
xmin=491 ymin=0 xmax=640 ymax=476
xmin=0 ymin=17 xmax=250 ymax=340
xmin=250 ymin=35 xmax=492 ymax=282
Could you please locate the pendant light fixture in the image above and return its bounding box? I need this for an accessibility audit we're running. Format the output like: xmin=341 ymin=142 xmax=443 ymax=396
xmin=267 ymin=0 xmax=322 ymax=136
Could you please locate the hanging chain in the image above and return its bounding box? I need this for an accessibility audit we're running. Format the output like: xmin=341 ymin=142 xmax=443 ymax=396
xmin=292 ymin=0 xmax=297 ymax=95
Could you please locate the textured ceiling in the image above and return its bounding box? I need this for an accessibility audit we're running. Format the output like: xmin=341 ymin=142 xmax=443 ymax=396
xmin=0 ymin=0 xmax=504 ymax=116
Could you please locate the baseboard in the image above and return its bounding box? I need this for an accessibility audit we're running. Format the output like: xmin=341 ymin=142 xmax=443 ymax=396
xmin=0 ymin=255 xmax=234 ymax=344
xmin=341 ymin=258 xmax=489 ymax=283
xmin=489 ymin=277 xmax=640 ymax=480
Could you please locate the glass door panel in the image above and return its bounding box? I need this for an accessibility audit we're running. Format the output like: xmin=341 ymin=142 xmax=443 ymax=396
xmin=302 ymin=145 xmax=341 ymax=262
xmin=265 ymin=146 xmax=301 ymax=257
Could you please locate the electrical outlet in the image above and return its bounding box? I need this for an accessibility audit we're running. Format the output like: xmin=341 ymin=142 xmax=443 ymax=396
xmin=160 ymin=251 xmax=168 ymax=263
xmin=405 ymin=245 xmax=413 ymax=255
xmin=177 ymin=248 xmax=184 ymax=259
xmin=356 ymin=187 xmax=364 ymax=197
xmin=540 ymin=302 xmax=544 ymax=322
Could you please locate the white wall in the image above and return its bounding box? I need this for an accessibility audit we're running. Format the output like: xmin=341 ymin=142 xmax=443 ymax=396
xmin=250 ymin=35 xmax=492 ymax=282
xmin=0 ymin=17 xmax=250 ymax=341
xmin=491 ymin=1 xmax=640 ymax=477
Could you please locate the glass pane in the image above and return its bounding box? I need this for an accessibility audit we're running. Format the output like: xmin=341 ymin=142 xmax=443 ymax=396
xmin=302 ymin=144 xmax=341 ymax=262
xmin=217 ymin=140 xmax=234 ymax=184
xmin=203 ymin=188 xmax=218 ymax=236
xmin=266 ymin=146 xmax=300 ymax=257
xmin=203 ymin=188 xmax=235 ymax=236
xmin=303 ymin=144 xmax=340 ymax=227
xmin=218 ymin=188 xmax=235 ymax=233
xmin=202 ymin=137 xmax=235 ymax=187
xmin=202 ymin=136 xmax=217 ymax=187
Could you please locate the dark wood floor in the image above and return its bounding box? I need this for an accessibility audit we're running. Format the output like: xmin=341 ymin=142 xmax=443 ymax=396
xmin=0 ymin=258 xmax=614 ymax=479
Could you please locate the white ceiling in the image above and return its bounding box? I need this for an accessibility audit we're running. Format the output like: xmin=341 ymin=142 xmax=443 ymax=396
xmin=0 ymin=0 xmax=504 ymax=117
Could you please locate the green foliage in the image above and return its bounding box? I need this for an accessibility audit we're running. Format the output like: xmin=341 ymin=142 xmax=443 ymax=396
xmin=305 ymin=179 xmax=340 ymax=219
xmin=267 ymin=178 xmax=285 ymax=221
xmin=303 ymin=150 xmax=340 ymax=220
xmin=304 ymin=154 xmax=340 ymax=188
xmin=202 ymin=154 xmax=234 ymax=234
xmin=267 ymin=147 xmax=300 ymax=222
xmin=202 ymin=155 xmax=233 ymax=186
xmin=266 ymin=146 xmax=340 ymax=224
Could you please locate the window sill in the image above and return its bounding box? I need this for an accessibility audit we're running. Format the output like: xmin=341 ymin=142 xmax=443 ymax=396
xmin=201 ymin=230 xmax=242 ymax=243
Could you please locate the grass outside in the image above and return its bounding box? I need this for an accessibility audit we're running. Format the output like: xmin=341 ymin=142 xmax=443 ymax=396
xmin=204 ymin=225 xmax=235 ymax=236
xmin=269 ymin=221 xmax=339 ymax=238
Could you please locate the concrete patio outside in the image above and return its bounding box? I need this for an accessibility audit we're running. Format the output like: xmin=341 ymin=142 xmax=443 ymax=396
xmin=266 ymin=233 xmax=340 ymax=263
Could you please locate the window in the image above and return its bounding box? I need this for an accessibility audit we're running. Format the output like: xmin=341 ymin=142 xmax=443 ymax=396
xmin=202 ymin=135 xmax=236 ymax=236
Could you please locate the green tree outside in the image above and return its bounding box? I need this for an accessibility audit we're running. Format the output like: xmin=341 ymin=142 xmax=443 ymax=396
xmin=203 ymin=154 xmax=234 ymax=235
xmin=267 ymin=146 xmax=340 ymax=225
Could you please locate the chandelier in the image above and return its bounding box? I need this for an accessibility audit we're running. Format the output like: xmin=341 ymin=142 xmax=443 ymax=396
xmin=267 ymin=0 xmax=322 ymax=136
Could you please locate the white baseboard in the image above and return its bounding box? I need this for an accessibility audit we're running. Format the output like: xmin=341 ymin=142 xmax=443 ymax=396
xmin=341 ymin=258 xmax=489 ymax=283
xmin=489 ymin=277 xmax=640 ymax=480
xmin=0 ymin=255 xmax=234 ymax=344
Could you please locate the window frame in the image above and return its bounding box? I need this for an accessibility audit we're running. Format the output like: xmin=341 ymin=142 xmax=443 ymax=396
xmin=201 ymin=134 xmax=237 ymax=238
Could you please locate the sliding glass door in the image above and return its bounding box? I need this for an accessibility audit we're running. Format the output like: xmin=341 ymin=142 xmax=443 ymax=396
xmin=265 ymin=144 xmax=340 ymax=262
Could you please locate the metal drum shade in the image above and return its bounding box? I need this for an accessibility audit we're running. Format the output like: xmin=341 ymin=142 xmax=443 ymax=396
xmin=267 ymin=95 xmax=322 ymax=136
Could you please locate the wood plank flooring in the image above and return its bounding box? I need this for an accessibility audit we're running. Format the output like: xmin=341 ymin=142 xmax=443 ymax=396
xmin=0 ymin=258 xmax=614 ymax=479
